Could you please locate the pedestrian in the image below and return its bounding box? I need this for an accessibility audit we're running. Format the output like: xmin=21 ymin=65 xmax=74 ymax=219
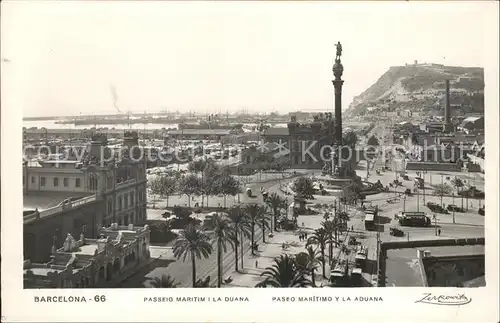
xmin=305 ymin=233 xmax=308 ymax=239
xmin=438 ymin=228 xmax=441 ymax=236
xmin=298 ymin=234 xmax=302 ymax=241
xmin=255 ymin=260 xmax=259 ymax=268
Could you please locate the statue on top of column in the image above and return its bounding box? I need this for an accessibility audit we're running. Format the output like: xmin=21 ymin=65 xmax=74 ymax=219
xmin=335 ymin=41 xmax=342 ymax=61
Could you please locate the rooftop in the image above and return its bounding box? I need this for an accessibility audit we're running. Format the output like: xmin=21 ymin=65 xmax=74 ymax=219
xmin=262 ymin=127 xmax=290 ymax=136
xmin=385 ymin=245 xmax=484 ymax=287
xmin=23 ymin=191 xmax=93 ymax=211
xmin=166 ymin=129 xmax=233 ymax=136
xmin=71 ymin=243 xmax=99 ymax=256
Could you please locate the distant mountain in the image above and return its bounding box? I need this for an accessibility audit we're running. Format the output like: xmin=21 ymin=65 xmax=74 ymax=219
xmin=346 ymin=63 xmax=484 ymax=117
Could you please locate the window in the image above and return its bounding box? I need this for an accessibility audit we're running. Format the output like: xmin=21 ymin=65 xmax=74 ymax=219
xmin=63 ymin=178 xmax=69 ymax=187
xmin=53 ymin=178 xmax=59 ymax=187
xmin=118 ymin=196 xmax=122 ymax=210
xmin=40 ymin=177 xmax=46 ymax=187
xmin=75 ymin=178 xmax=81 ymax=187
xmin=124 ymin=196 xmax=128 ymax=209
xmin=130 ymin=192 xmax=134 ymax=206
xmin=107 ymin=201 xmax=112 ymax=214
xmin=89 ymin=176 xmax=98 ymax=191
xmin=31 ymin=176 xmax=35 ymax=184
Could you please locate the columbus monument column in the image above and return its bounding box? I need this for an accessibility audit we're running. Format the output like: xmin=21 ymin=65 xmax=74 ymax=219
xmin=332 ymin=41 xmax=344 ymax=146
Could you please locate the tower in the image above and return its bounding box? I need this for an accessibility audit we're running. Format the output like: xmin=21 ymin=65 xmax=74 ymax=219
xmin=443 ymin=79 xmax=454 ymax=133
xmin=332 ymin=41 xmax=344 ymax=146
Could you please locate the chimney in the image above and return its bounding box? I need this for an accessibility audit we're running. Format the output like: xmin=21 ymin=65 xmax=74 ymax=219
xmin=444 ymin=80 xmax=451 ymax=123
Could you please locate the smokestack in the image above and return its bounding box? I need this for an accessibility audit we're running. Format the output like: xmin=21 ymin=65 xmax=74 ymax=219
xmin=444 ymin=80 xmax=451 ymax=123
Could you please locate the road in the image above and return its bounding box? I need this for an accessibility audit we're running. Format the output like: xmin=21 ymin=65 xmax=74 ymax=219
xmin=120 ymin=176 xmax=284 ymax=288
xmin=353 ymin=123 xmax=485 ymax=285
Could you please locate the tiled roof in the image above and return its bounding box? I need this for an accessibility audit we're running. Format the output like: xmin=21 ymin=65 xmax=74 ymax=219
xmin=262 ymin=127 xmax=289 ymax=136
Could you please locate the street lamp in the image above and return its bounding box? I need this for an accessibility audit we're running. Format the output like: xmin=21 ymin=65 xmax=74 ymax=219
xmin=422 ymin=169 xmax=427 ymax=204
xmin=433 ymin=214 xmax=438 ymax=236
xmin=440 ymin=173 xmax=444 ymax=206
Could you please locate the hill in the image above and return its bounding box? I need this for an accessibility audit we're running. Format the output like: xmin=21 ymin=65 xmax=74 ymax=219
xmin=346 ymin=63 xmax=484 ymax=117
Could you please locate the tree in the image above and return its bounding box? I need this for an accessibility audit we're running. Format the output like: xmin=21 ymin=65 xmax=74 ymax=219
xmin=227 ymin=206 xmax=251 ymax=272
xmin=292 ymin=176 xmax=315 ymax=199
xmin=148 ymin=175 xmax=177 ymax=208
xmin=321 ymin=220 xmax=340 ymax=264
xmin=148 ymin=176 xmax=163 ymax=209
xmin=337 ymin=211 xmax=350 ymax=228
xmin=201 ymin=160 xmax=223 ymax=207
xmin=145 ymin=274 xmax=179 ymax=288
xmin=243 ymin=204 xmax=265 ymax=255
xmin=367 ymin=135 xmax=380 ymax=147
xmin=259 ymin=211 xmax=272 ymax=243
xmin=172 ymin=224 xmax=213 ymax=288
xmin=255 ymin=255 xmax=313 ymax=288
xmin=343 ymin=130 xmax=359 ymax=149
xmin=433 ymin=183 xmax=452 ymax=205
xmin=306 ymin=228 xmax=329 ymax=278
xmin=179 ymin=174 xmax=201 ymax=207
xmin=451 ymin=177 xmax=465 ymax=209
xmin=257 ymin=122 xmax=271 ymax=133
xmin=266 ymin=193 xmax=286 ymax=231
xmin=298 ymin=246 xmax=321 ymax=286
xmin=204 ymin=213 xmax=234 ymax=288
xmin=217 ymin=174 xmax=241 ymax=207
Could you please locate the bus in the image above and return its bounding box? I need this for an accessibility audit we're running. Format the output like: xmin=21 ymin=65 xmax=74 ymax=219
xmin=355 ymin=246 xmax=368 ymax=269
xmin=330 ymin=256 xmax=349 ymax=286
xmin=398 ymin=211 xmax=431 ymax=227
xmin=364 ymin=207 xmax=378 ymax=231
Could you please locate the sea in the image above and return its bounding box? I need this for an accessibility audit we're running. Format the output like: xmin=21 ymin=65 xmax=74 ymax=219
xmin=22 ymin=120 xmax=289 ymax=131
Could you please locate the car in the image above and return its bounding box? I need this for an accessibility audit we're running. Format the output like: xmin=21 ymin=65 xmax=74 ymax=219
xmin=447 ymin=204 xmax=465 ymax=213
xmin=478 ymin=206 xmax=485 ymax=216
xmin=427 ymin=202 xmax=449 ymax=214
xmin=390 ymin=227 xmax=404 ymax=237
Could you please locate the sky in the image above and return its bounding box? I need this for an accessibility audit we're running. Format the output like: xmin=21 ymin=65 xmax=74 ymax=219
xmin=1 ymin=1 xmax=496 ymax=118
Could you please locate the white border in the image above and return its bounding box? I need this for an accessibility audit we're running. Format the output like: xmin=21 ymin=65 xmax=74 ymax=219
xmin=2 ymin=1 xmax=499 ymax=322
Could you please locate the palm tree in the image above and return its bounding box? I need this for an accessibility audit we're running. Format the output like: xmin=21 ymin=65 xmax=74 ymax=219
xmin=304 ymin=246 xmax=321 ymax=286
xmin=337 ymin=211 xmax=350 ymax=228
xmin=255 ymin=255 xmax=312 ymax=288
xmin=227 ymin=206 xmax=251 ymax=272
xmin=145 ymin=274 xmax=180 ymax=288
xmin=204 ymin=213 xmax=234 ymax=287
xmin=259 ymin=211 xmax=272 ymax=243
xmin=243 ymin=203 xmax=264 ymax=255
xmin=321 ymin=220 xmax=340 ymax=264
xmin=306 ymin=228 xmax=329 ymax=278
xmin=266 ymin=192 xmax=285 ymax=231
xmin=173 ymin=224 xmax=213 ymax=288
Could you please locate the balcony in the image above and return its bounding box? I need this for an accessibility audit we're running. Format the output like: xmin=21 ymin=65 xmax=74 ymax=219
xmin=24 ymin=194 xmax=99 ymax=224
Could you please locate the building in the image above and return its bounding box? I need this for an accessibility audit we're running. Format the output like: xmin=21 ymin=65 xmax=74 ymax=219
xmin=23 ymin=132 xmax=148 ymax=263
xmin=164 ymin=128 xmax=243 ymax=141
xmin=457 ymin=116 xmax=484 ymax=134
xmin=23 ymin=223 xmax=151 ymax=288
xmin=260 ymin=115 xmax=337 ymax=169
xmin=381 ymin=239 xmax=485 ymax=287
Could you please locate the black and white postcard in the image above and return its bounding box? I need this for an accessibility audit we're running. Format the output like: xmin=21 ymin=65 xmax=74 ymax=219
xmin=2 ymin=1 xmax=499 ymax=322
